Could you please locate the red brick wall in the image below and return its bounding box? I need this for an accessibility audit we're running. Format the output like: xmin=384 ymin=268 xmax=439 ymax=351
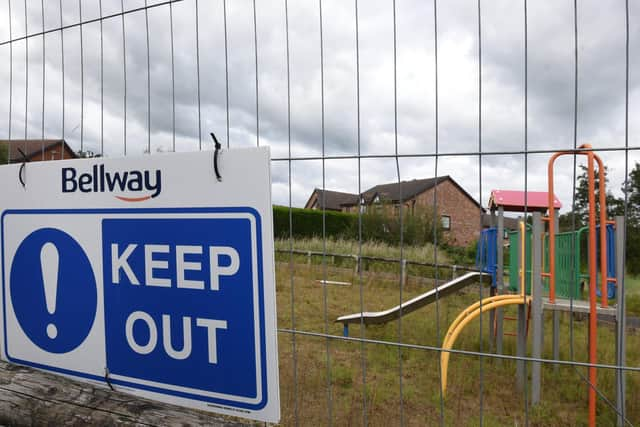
xmin=29 ymin=145 xmax=76 ymax=162
xmin=414 ymin=180 xmax=482 ymax=247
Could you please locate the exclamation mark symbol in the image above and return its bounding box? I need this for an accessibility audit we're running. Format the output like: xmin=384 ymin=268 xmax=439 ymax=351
xmin=41 ymin=243 xmax=59 ymax=339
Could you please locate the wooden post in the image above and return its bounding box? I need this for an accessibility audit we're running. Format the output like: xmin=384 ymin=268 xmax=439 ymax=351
xmin=0 ymin=360 xmax=249 ymax=426
xmin=401 ymin=259 xmax=408 ymax=287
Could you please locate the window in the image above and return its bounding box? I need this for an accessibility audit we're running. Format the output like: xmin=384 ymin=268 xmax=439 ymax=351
xmin=441 ymin=215 xmax=451 ymax=230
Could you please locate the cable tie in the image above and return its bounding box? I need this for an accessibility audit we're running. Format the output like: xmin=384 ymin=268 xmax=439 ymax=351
xmin=210 ymin=132 xmax=222 ymax=182
xmin=17 ymin=148 xmax=29 ymax=188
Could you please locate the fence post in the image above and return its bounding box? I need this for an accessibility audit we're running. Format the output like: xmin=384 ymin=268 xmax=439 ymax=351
xmin=615 ymin=216 xmax=626 ymax=427
xmin=531 ymin=212 xmax=543 ymax=405
xmin=552 ymin=209 xmax=560 ymax=371
xmin=496 ymin=206 xmax=504 ymax=359
xmin=401 ymin=259 xmax=408 ymax=287
xmin=516 ymin=217 xmax=526 ymax=391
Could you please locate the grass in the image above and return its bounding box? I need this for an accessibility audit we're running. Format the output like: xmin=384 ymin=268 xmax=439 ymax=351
xmin=272 ymin=239 xmax=640 ymax=426
xmin=275 ymin=237 xmax=451 ymax=265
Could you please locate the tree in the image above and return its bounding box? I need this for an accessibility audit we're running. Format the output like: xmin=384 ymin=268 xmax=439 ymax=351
xmin=569 ymin=164 xmax=623 ymax=229
xmin=622 ymin=162 xmax=640 ymax=224
xmin=622 ymin=162 xmax=640 ymax=274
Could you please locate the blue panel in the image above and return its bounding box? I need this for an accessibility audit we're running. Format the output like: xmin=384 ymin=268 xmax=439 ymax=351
xmin=102 ymin=217 xmax=261 ymax=400
xmin=477 ymin=227 xmax=497 ymax=287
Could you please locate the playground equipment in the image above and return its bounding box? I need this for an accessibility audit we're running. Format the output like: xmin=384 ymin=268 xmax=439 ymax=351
xmin=443 ymin=145 xmax=627 ymax=427
xmin=441 ymin=221 xmax=531 ymax=395
xmin=336 ymin=271 xmax=491 ymax=336
xmin=505 ymin=223 xmax=616 ymax=299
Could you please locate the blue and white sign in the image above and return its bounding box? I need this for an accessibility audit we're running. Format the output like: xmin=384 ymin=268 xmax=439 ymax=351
xmin=0 ymin=148 xmax=280 ymax=423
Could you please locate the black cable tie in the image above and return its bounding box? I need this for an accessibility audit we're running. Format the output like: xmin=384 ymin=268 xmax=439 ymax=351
xmin=17 ymin=148 xmax=29 ymax=188
xmin=104 ymin=367 xmax=115 ymax=391
xmin=210 ymin=132 xmax=222 ymax=182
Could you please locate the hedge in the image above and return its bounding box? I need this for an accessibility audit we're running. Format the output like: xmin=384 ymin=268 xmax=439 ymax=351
xmin=273 ymin=205 xmax=443 ymax=246
xmin=273 ymin=206 xmax=357 ymax=239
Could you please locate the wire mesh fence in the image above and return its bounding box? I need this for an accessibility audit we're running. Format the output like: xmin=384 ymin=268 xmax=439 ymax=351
xmin=1 ymin=0 xmax=640 ymax=425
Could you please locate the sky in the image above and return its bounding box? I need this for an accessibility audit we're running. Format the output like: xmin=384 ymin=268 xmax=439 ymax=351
xmin=0 ymin=0 xmax=639 ymax=212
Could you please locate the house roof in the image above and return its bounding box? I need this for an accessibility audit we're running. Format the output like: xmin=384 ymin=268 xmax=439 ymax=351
xmin=481 ymin=213 xmax=520 ymax=230
xmin=362 ymin=176 xmax=445 ymax=203
xmin=304 ymin=176 xmax=484 ymax=211
xmin=305 ymin=189 xmax=359 ymax=211
xmin=489 ymin=189 xmax=562 ymax=213
xmin=362 ymin=176 xmax=483 ymax=209
xmin=0 ymin=139 xmax=77 ymax=162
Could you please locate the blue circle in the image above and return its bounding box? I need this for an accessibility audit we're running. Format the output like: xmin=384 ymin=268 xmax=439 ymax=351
xmin=10 ymin=228 xmax=97 ymax=353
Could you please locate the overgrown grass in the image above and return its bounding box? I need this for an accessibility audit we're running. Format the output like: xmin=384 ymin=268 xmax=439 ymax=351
xmin=275 ymin=237 xmax=451 ymax=265
xmin=273 ymin=243 xmax=640 ymax=426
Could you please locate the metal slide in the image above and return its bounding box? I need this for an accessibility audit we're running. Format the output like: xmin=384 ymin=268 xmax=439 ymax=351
xmin=336 ymin=272 xmax=491 ymax=334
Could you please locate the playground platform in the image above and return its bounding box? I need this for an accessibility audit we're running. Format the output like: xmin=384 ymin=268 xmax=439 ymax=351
xmin=542 ymin=297 xmax=617 ymax=316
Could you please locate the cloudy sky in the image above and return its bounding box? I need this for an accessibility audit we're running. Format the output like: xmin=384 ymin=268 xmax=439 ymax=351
xmin=0 ymin=0 xmax=639 ymax=211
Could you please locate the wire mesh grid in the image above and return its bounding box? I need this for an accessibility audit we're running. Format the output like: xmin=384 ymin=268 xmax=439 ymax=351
xmin=1 ymin=0 xmax=639 ymax=425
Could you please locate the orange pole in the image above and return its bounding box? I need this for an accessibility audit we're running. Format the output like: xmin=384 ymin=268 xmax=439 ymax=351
xmin=547 ymin=152 xmax=568 ymax=303
xmin=547 ymin=144 xmax=605 ymax=427
xmin=547 ymin=150 xmax=576 ymax=303
xmin=586 ymin=151 xmax=597 ymax=427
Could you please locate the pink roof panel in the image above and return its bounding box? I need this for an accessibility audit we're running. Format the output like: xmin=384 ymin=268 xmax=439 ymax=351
xmin=490 ymin=190 xmax=562 ymax=212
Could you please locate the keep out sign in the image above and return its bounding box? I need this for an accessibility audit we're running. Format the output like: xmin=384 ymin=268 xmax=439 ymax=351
xmin=0 ymin=149 xmax=279 ymax=423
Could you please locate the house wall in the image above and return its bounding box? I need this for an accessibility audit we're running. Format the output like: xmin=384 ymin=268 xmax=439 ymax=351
xmin=27 ymin=144 xmax=76 ymax=162
xmin=414 ymin=180 xmax=482 ymax=247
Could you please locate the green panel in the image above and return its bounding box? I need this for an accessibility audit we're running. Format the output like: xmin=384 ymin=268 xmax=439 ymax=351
xmin=554 ymin=233 xmax=581 ymax=299
xmin=509 ymin=227 xmax=583 ymax=299
xmin=508 ymin=228 xmax=531 ymax=294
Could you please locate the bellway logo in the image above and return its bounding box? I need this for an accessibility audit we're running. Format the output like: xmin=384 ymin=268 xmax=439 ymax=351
xmin=62 ymin=165 xmax=162 ymax=202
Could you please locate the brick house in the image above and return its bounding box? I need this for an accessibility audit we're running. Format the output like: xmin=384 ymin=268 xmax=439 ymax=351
xmin=304 ymin=176 xmax=484 ymax=246
xmin=0 ymin=139 xmax=77 ymax=163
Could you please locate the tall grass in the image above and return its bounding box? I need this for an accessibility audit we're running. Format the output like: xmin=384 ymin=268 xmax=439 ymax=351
xmin=275 ymin=236 xmax=452 ymax=265
xmin=274 ymin=240 xmax=639 ymax=426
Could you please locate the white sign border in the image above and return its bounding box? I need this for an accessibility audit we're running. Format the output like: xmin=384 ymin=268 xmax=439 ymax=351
xmin=1 ymin=207 xmax=270 ymax=411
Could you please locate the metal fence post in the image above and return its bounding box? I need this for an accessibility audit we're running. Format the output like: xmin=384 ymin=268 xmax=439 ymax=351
xmin=531 ymin=212 xmax=543 ymax=405
xmin=615 ymin=216 xmax=626 ymax=427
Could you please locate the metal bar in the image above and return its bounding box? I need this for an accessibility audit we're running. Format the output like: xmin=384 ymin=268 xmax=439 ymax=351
xmin=354 ymin=2 xmax=368 ymax=423
xmin=283 ymin=2 xmax=298 ymax=424
xmin=615 ymin=216 xmax=626 ymax=426
xmin=497 ymin=206 xmax=505 ymax=352
xmin=277 ymin=327 xmax=640 ymax=373
xmin=270 ymin=145 xmax=640 ymax=162
xmin=531 ymin=212 xmax=543 ymax=405
xmin=516 ymin=219 xmax=526 ymax=391
xmin=0 ymin=0 xmax=187 ymax=47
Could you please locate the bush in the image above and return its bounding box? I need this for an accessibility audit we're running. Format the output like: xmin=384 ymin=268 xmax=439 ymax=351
xmin=442 ymin=238 xmax=478 ymax=266
xmin=358 ymin=205 xmax=442 ymax=247
xmin=272 ymin=205 xmax=443 ymax=247
xmin=272 ymin=206 xmax=356 ymax=240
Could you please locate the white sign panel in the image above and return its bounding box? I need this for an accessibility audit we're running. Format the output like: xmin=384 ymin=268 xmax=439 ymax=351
xmin=0 ymin=148 xmax=280 ymax=423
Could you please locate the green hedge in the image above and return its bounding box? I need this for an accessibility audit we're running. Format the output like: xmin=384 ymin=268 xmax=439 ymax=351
xmin=273 ymin=206 xmax=357 ymax=239
xmin=273 ymin=205 xmax=443 ymax=246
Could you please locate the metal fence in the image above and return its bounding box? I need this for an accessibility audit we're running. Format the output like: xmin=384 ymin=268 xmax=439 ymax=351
xmin=2 ymin=0 xmax=639 ymax=425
